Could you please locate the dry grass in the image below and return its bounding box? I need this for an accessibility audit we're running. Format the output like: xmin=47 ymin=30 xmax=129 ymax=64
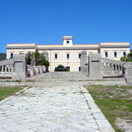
xmin=85 ymin=85 xmax=132 ymax=132
xmin=0 ymin=86 xmax=23 ymax=101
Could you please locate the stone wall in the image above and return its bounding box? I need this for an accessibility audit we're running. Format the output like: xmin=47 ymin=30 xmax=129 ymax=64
xmin=80 ymin=51 xmax=88 ymax=75
xmin=12 ymin=54 xmax=27 ymax=80
xmin=27 ymin=65 xmax=45 ymax=77
xmin=80 ymin=52 xmax=132 ymax=85
xmin=80 ymin=51 xmax=87 ymax=67
xmin=0 ymin=54 xmax=27 ymax=80
xmin=0 ymin=59 xmax=14 ymax=77
xmin=102 ymin=58 xmax=125 ymax=77
xmin=124 ymin=62 xmax=132 ymax=86
xmin=0 ymin=54 xmax=46 ymax=80
xmin=81 ymin=52 xmax=126 ymax=79
xmin=81 ymin=66 xmax=88 ymax=76
xmin=88 ymin=53 xmax=102 ymax=79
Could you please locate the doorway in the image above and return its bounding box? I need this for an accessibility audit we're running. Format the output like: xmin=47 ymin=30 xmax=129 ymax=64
xmin=66 ymin=66 xmax=70 ymax=71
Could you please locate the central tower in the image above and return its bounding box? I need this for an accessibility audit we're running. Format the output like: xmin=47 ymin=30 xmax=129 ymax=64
xmin=63 ymin=36 xmax=73 ymax=46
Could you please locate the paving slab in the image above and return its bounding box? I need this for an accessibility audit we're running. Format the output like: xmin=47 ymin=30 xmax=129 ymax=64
xmin=0 ymin=85 xmax=114 ymax=132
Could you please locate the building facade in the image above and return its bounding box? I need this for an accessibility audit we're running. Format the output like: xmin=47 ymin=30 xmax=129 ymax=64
xmin=6 ymin=36 xmax=130 ymax=72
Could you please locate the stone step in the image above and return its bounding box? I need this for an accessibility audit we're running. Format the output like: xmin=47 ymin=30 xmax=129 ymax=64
xmin=0 ymin=80 xmax=127 ymax=86
xmin=29 ymin=72 xmax=89 ymax=81
xmin=27 ymin=72 xmax=125 ymax=82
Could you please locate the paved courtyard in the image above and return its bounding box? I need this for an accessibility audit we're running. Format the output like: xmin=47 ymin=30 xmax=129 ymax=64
xmin=0 ymin=85 xmax=114 ymax=132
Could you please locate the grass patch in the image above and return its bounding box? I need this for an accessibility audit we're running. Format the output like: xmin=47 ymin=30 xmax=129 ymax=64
xmin=25 ymin=80 xmax=35 ymax=82
xmin=0 ymin=86 xmax=23 ymax=101
xmin=0 ymin=80 xmax=21 ymax=82
xmin=85 ymin=85 xmax=132 ymax=132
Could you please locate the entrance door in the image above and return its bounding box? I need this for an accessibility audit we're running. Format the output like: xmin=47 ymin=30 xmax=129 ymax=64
xmin=66 ymin=66 xmax=70 ymax=71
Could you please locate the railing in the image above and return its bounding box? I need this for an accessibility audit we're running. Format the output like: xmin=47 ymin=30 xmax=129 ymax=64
xmin=102 ymin=58 xmax=126 ymax=77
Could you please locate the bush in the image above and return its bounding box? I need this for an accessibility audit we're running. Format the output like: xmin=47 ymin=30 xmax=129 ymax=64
xmin=38 ymin=62 xmax=44 ymax=66
xmin=120 ymin=52 xmax=132 ymax=62
xmin=54 ymin=65 xmax=68 ymax=72
xmin=120 ymin=56 xmax=127 ymax=62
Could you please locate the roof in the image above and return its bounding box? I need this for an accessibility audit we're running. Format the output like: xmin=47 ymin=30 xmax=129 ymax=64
xmin=100 ymin=42 xmax=130 ymax=48
xmin=6 ymin=43 xmax=36 ymax=49
xmin=6 ymin=42 xmax=130 ymax=50
xmin=63 ymin=36 xmax=73 ymax=40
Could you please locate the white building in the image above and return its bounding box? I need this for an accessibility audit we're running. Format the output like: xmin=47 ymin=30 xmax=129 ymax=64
xmin=6 ymin=36 xmax=130 ymax=72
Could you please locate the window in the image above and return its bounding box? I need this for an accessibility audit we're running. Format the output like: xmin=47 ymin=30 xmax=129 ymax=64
xmin=10 ymin=53 xmax=13 ymax=58
xmin=105 ymin=52 xmax=108 ymax=58
xmin=123 ymin=52 xmax=126 ymax=56
xmin=67 ymin=41 xmax=69 ymax=43
xmin=54 ymin=54 xmax=58 ymax=59
xmin=114 ymin=52 xmax=117 ymax=57
xmin=66 ymin=53 xmax=70 ymax=59
xmin=78 ymin=53 xmax=81 ymax=59
xmin=19 ymin=52 xmax=23 ymax=54
xmin=79 ymin=67 xmax=81 ymax=71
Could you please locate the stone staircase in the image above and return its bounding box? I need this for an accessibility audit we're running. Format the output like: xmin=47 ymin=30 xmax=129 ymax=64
xmin=29 ymin=72 xmax=89 ymax=81
xmin=0 ymin=72 xmax=127 ymax=86
xmin=24 ymin=72 xmax=126 ymax=86
xmin=24 ymin=72 xmax=89 ymax=86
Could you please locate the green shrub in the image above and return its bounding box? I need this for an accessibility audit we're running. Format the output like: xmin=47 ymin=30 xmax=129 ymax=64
xmin=54 ymin=65 xmax=68 ymax=72
xmin=120 ymin=52 xmax=132 ymax=62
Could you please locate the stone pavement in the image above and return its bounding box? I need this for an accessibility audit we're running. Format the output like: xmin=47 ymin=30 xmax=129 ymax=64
xmin=0 ymin=84 xmax=115 ymax=132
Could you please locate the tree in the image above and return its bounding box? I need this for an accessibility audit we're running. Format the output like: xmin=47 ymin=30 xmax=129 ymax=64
xmin=127 ymin=52 xmax=132 ymax=61
xmin=27 ymin=50 xmax=50 ymax=71
xmin=42 ymin=60 xmax=49 ymax=67
xmin=33 ymin=49 xmax=41 ymax=65
xmin=27 ymin=52 xmax=32 ymax=65
xmin=38 ymin=59 xmax=50 ymax=72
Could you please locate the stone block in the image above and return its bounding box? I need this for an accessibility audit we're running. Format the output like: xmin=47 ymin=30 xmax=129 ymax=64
xmin=80 ymin=51 xmax=87 ymax=67
xmin=12 ymin=54 xmax=27 ymax=80
xmin=81 ymin=66 xmax=88 ymax=76
xmin=88 ymin=53 xmax=103 ymax=79
xmin=124 ymin=62 xmax=132 ymax=86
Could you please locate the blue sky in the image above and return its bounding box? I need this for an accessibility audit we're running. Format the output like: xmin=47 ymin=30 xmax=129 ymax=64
xmin=0 ymin=0 xmax=132 ymax=53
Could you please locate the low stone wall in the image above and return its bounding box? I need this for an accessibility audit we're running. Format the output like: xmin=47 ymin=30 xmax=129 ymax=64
xmin=0 ymin=55 xmax=46 ymax=80
xmin=80 ymin=52 xmax=132 ymax=86
xmin=81 ymin=66 xmax=88 ymax=76
xmin=27 ymin=66 xmax=35 ymax=77
xmin=124 ymin=62 xmax=132 ymax=86
xmin=102 ymin=58 xmax=125 ymax=77
xmin=0 ymin=54 xmax=27 ymax=80
xmin=27 ymin=65 xmax=45 ymax=77
xmin=0 ymin=72 xmax=12 ymax=77
xmin=81 ymin=52 xmax=126 ymax=78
